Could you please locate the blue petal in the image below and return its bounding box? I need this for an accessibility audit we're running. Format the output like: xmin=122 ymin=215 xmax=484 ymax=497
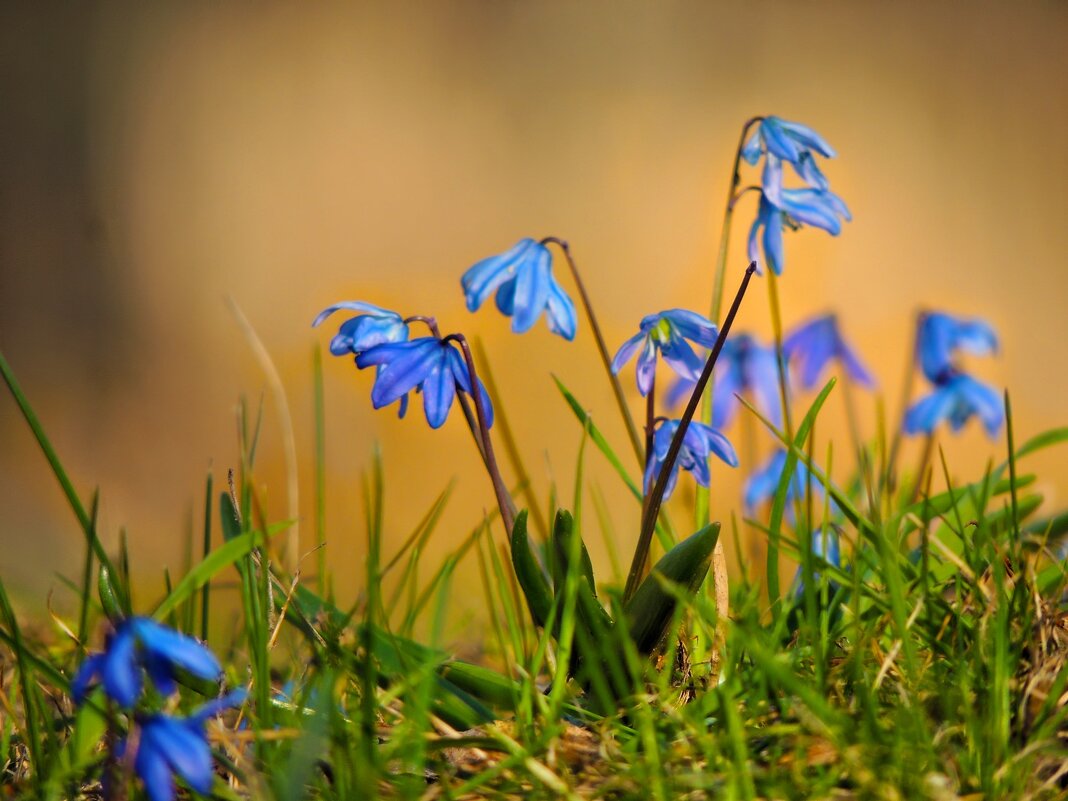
xmin=741 ymin=129 xmax=762 ymax=165
xmin=660 ymin=336 xmax=705 ymax=383
xmin=702 ymin=426 xmax=739 ymax=468
xmin=510 ymin=241 xmax=552 ymax=334
xmin=461 ymin=239 xmax=538 ymax=312
xmin=545 ymin=277 xmax=578 ymax=341
xmin=191 ymin=689 xmax=247 ymax=723
xmin=776 ymin=118 xmax=836 ymax=158
xmin=748 ymin=344 xmax=784 ymax=426
xmin=333 ymin=315 xmax=409 ymax=354
xmin=71 ymin=653 xmax=105 ymax=704
xmin=447 ymin=347 xmax=494 ymax=429
xmin=494 ymin=277 xmax=517 ymax=316
xmin=794 ymin=152 xmax=829 ymax=190
xmin=666 ymin=375 xmax=697 ymax=409
xmin=144 ymin=716 xmax=215 ymax=795
xmin=663 ymin=309 xmax=718 ymax=347
xmin=747 ymin=214 xmax=763 ymax=274
xmin=904 ymin=386 xmax=956 ymax=435
xmin=762 ymin=154 xmax=784 ymax=206
xmin=779 ymin=189 xmax=843 ymax=235
xmin=102 ymin=625 xmax=141 ymax=708
xmin=840 ymin=343 xmax=875 ymax=387
xmin=131 ymin=619 xmax=222 ymax=682
xmin=611 ymin=330 xmax=646 ymax=375
xmin=744 ymin=450 xmax=787 ymax=511
xmin=311 ymin=301 xmax=400 ymax=329
xmin=419 ymin=355 xmax=456 ymax=429
xmin=634 ymin=339 xmax=658 ymax=397
xmin=957 ymin=375 xmax=1004 ymax=437
xmin=956 ymin=319 xmax=999 ymax=358
xmin=760 ymin=118 xmax=803 ymax=163
xmin=135 ymin=728 xmax=177 ymax=801
xmin=763 ymin=204 xmax=785 ymax=276
xmin=359 ymin=339 xmax=441 ymax=408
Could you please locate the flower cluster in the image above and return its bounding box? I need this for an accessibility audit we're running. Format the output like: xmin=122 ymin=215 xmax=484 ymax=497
xmin=71 ymin=617 xmax=242 ymax=801
xmin=904 ymin=311 xmax=1003 ymax=437
xmin=742 ymin=116 xmax=851 ymax=275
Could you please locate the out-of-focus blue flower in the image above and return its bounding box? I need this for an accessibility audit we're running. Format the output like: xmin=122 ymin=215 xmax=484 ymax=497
xmin=747 ymin=189 xmax=852 ymax=276
xmin=669 ymin=334 xmax=782 ymax=429
xmin=611 ymin=309 xmax=718 ymax=397
xmin=356 ymin=337 xmax=494 ymax=430
xmin=72 ymin=618 xmax=222 ymax=708
xmin=461 ymin=238 xmax=577 ymax=340
xmin=783 ymin=314 xmax=874 ymax=390
xmin=312 ymin=301 xmax=409 ymax=357
xmin=643 ymin=419 xmax=738 ymax=500
xmin=791 ymin=527 xmax=841 ymax=600
xmin=742 ymin=116 xmax=836 ymax=192
xmin=134 ymin=691 xmax=245 ymax=801
xmin=918 ymin=311 xmax=998 ymax=383
xmin=904 ymin=374 xmax=1003 ymax=438
xmin=744 ymin=449 xmax=827 ymax=513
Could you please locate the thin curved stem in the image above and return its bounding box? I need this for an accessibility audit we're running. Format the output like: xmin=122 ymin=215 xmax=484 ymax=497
xmin=624 ymin=262 xmax=757 ymax=602
xmin=443 ymin=334 xmax=517 ymax=537
xmin=542 ymin=236 xmax=645 ymax=465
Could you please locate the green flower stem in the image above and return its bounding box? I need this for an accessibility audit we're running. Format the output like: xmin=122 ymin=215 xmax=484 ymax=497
xmin=884 ymin=311 xmax=922 ymax=497
xmin=695 ymin=116 xmax=762 ymax=530
xmin=445 ymin=334 xmax=517 ymax=538
xmin=625 ymin=263 xmax=757 ymax=602
xmin=908 ymin=432 xmax=936 ymax=506
xmin=543 ymin=237 xmax=645 ymax=465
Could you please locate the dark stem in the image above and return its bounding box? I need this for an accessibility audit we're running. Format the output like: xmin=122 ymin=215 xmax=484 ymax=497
xmin=624 ymin=262 xmax=757 ymax=601
xmin=542 ymin=236 xmax=645 ymax=464
xmin=728 ymin=185 xmax=762 ymax=212
xmin=443 ymin=334 xmax=517 ymax=536
xmin=404 ymin=315 xmax=441 ymax=338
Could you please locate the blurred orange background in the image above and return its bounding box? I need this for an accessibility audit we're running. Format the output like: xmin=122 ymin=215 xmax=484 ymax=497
xmin=2 ymin=3 xmax=1066 ymax=621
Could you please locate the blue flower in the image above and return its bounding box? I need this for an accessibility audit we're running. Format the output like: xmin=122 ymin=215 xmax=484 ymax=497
xmin=312 ymin=301 xmax=409 ymax=356
xmin=744 ymin=449 xmax=827 ymax=513
xmin=356 ymin=337 xmax=494 ymax=430
xmin=792 ymin=527 xmax=841 ymax=600
xmin=918 ymin=311 xmax=998 ymax=383
xmin=904 ymin=373 xmax=1003 ymax=438
xmin=783 ymin=314 xmax=874 ymax=390
xmin=71 ymin=618 xmax=222 ymax=708
xmin=643 ymin=419 xmax=738 ymax=500
xmin=742 ymin=116 xmax=837 ymax=192
xmin=670 ymin=334 xmax=782 ymax=429
xmin=747 ymin=189 xmax=852 ymax=276
xmin=133 ymin=691 xmax=245 ymax=801
xmin=611 ymin=309 xmax=718 ymax=396
xmin=461 ymin=238 xmax=577 ymax=340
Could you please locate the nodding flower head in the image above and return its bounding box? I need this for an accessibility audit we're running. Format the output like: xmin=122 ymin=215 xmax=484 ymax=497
xmin=783 ymin=314 xmax=874 ymax=390
xmin=71 ymin=617 xmax=222 ymax=709
xmin=748 ymin=189 xmax=851 ymax=276
xmin=312 ymin=301 xmax=409 ymax=357
xmin=461 ymin=238 xmax=577 ymax=340
xmin=742 ymin=116 xmax=837 ymax=193
xmin=904 ymin=373 xmax=1003 ymax=438
xmin=611 ymin=309 xmax=718 ymax=397
xmin=644 ymin=419 xmax=738 ymax=500
xmin=133 ymin=690 xmax=245 ymax=801
xmin=356 ymin=336 xmax=494 ymax=430
xmin=917 ymin=311 xmax=998 ymax=383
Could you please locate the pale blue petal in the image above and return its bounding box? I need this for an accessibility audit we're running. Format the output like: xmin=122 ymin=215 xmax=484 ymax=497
xmin=494 ymin=277 xmax=517 ymax=315
xmin=761 ymin=118 xmax=803 ymax=162
xmin=635 ymin=339 xmax=658 ymax=396
xmin=510 ymin=243 xmax=552 ymax=334
xmin=545 ymin=278 xmax=578 ymax=341
xmin=703 ymin=427 xmax=739 ymax=468
xmin=660 ymin=336 xmax=704 ymax=382
xmin=762 ymin=154 xmax=784 ymax=206
xmin=420 ymin=358 xmax=456 ymax=429
xmin=776 ymin=119 xmax=836 ymax=158
xmin=904 ymin=386 xmax=956 ymax=435
xmin=611 ymin=330 xmax=646 ymax=375
xmin=794 ymin=152 xmax=829 ymax=190
xmin=763 ymin=205 xmax=785 ymax=275
xmin=461 ymin=239 xmax=537 ymax=311
xmin=663 ymin=309 xmax=717 ymax=347
xmin=741 ymin=129 xmax=763 ymax=165
xmin=312 ymin=301 xmax=400 ymax=329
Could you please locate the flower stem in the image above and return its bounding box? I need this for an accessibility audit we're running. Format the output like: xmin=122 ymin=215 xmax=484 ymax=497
xmin=696 ymin=116 xmax=762 ymax=530
xmin=543 ymin=237 xmax=645 ymax=465
xmin=908 ymin=432 xmax=936 ymax=506
xmin=884 ymin=311 xmax=923 ymax=497
xmin=624 ymin=262 xmax=757 ymax=602
xmin=444 ymin=334 xmax=517 ymax=537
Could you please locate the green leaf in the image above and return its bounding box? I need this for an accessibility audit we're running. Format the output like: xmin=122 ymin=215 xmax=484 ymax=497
xmin=510 ymin=510 xmax=554 ymax=628
xmin=625 ymin=523 xmax=720 ymax=654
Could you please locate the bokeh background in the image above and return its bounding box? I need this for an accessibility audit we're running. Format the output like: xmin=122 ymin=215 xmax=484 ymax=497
xmin=2 ymin=2 xmax=1066 ymax=622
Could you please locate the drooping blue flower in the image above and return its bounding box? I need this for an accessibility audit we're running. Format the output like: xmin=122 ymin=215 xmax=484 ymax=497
xmin=669 ymin=333 xmax=782 ymax=429
xmin=744 ymin=449 xmax=827 ymax=513
xmin=747 ymin=189 xmax=852 ymax=276
xmin=133 ymin=691 xmax=245 ymax=801
xmin=461 ymin=238 xmax=578 ymax=340
xmin=611 ymin=309 xmax=718 ymax=396
xmin=312 ymin=301 xmax=409 ymax=357
xmin=643 ymin=419 xmax=738 ymax=500
xmin=742 ymin=115 xmax=837 ymax=192
xmin=918 ymin=311 xmax=998 ymax=383
xmin=355 ymin=337 xmax=494 ymax=430
xmin=783 ymin=314 xmax=874 ymax=390
xmin=791 ymin=527 xmax=842 ymax=600
xmin=904 ymin=373 xmax=1003 ymax=438
xmin=71 ymin=617 xmax=222 ymax=708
